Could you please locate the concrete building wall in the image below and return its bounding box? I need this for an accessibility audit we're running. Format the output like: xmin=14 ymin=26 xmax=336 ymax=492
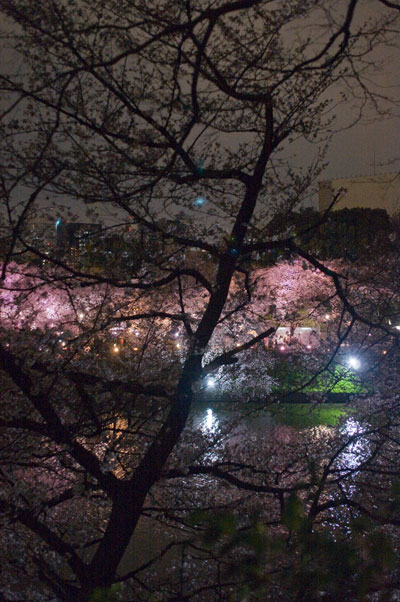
xmin=319 ymin=173 xmax=400 ymax=215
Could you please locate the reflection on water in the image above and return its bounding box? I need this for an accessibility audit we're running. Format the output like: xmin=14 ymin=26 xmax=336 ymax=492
xmin=339 ymin=416 xmax=368 ymax=471
xmin=341 ymin=416 xmax=360 ymax=437
xmin=193 ymin=402 xmax=347 ymax=433
xmin=126 ymin=403 xmax=373 ymax=581
xmin=193 ymin=403 xmax=368 ymax=478
xmin=194 ymin=406 xmax=370 ymax=478
xmin=193 ymin=405 xmax=371 ymax=545
xmin=326 ymin=416 xmax=369 ymax=534
xmin=200 ymin=408 xmax=219 ymax=434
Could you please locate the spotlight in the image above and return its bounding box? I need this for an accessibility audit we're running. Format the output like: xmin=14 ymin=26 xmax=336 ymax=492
xmin=206 ymin=377 xmax=215 ymax=389
xmin=347 ymin=356 xmax=360 ymax=370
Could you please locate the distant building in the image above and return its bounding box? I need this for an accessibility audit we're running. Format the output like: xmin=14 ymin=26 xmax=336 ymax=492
xmin=26 ymin=216 xmax=55 ymax=244
xmin=55 ymin=220 xmax=102 ymax=257
xmin=319 ymin=173 xmax=400 ymax=216
xmin=55 ymin=219 xmax=144 ymax=273
xmin=17 ymin=214 xmax=58 ymax=262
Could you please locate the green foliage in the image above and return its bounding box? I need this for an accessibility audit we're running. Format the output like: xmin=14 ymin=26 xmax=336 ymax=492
xmin=192 ymin=506 xmax=397 ymax=601
xmin=269 ymin=355 xmax=368 ymax=395
xmin=191 ymin=509 xmax=237 ymax=545
xmin=272 ymin=404 xmax=347 ymax=427
xmin=263 ymin=207 xmax=393 ymax=263
xmin=282 ymin=493 xmax=304 ymax=532
xmin=191 ymin=510 xmax=269 ymax=597
xmin=389 ymin=480 xmax=400 ymax=515
xmin=311 ymin=364 xmax=367 ymax=394
xmin=322 ymin=208 xmax=391 ymax=261
xmin=89 ymin=585 xmax=121 ymax=602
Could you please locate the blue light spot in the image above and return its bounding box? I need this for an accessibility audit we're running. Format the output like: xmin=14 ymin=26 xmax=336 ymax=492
xmin=56 ymin=218 xmax=61 ymax=228
xmin=196 ymin=160 xmax=205 ymax=175
xmin=193 ymin=196 xmax=207 ymax=207
xmin=229 ymin=248 xmax=239 ymax=256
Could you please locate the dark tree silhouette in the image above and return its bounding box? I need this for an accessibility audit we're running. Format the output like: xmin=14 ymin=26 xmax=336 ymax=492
xmin=0 ymin=1 xmax=400 ymax=600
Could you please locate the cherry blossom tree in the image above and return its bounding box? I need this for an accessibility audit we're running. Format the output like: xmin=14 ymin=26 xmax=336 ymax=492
xmin=0 ymin=1 xmax=400 ymax=600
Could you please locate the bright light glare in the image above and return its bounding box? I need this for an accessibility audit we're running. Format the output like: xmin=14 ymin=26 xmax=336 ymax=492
xmin=206 ymin=377 xmax=215 ymax=389
xmin=206 ymin=408 xmax=214 ymax=430
xmin=395 ymin=325 xmax=400 ymax=331
xmin=347 ymin=356 xmax=360 ymax=370
xmin=279 ymin=345 xmax=285 ymax=351
xmin=200 ymin=407 xmax=219 ymax=436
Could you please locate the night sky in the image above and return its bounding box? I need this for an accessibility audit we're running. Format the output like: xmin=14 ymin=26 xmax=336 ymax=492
xmin=0 ymin=2 xmax=399 ymax=213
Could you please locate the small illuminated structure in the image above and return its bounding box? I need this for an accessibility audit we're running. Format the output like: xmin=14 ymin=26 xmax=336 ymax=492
xmin=113 ymin=345 xmax=119 ymax=353
xmin=206 ymin=377 xmax=215 ymax=389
